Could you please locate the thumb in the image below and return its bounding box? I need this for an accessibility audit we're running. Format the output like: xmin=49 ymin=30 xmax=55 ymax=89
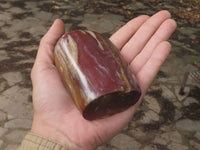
xmin=36 ymin=19 xmax=65 ymax=65
xmin=31 ymin=19 xmax=65 ymax=86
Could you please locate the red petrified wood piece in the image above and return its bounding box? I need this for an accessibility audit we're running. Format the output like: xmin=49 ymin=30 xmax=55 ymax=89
xmin=54 ymin=30 xmax=141 ymax=120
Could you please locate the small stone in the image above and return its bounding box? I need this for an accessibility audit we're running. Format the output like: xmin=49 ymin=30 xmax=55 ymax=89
xmin=33 ymin=11 xmax=54 ymax=22
xmin=25 ymin=1 xmax=38 ymax=9
xmin=190 ymin=140 xmax=200 ymax=149
xmin=2 ymin=72 xmax=23 ymax=86
xmin=168 ymin=98 xmax=177 ymax=102
xmin=2 ymin=85 xmax=31 ymax=104
xmin=140 ymin=110 xmax=159 ymax=124
xmin=194 ymin=132 xmax=200 ymax=141
xmin=150 ymin=85 xmax=161 ymax=91
xmin=79 ymin=13 xmax=124 ymax=34
xmin=110 ymin=134 xmax=141 ymax=150
xmin=5 ymin=144 xmax=19 ymax=150
xmin=160 ymin=125 xmax=172 ymax=132
xmin=0 ymin=96 xmax=33 ymax=119
xmin=7 ymin=114 xmax=15 ymax=120
xmin=26 ymin=24 xmax=46 ymax=39
xmin=129 ymin=128 xmax=155 ymax=143
xmin=161 ymin=85 xmax=176 ymax=99
xmin=168 ymin=131 xmax=183 ymax=143
xmin=142 ymin=144 xmax=157 ymax=150
xmin=126 ymin=2 xmax=147 ymax=10
xmin=0 ymin=2 xmax=11 ymax=9
xmin=167 ymin=142 xmax=188 ymax=150
xmin=144 ymin=95 xmax=161 ymax=113
xmin=0 ymin=13 xmax=11 ymax=22
xmin=153 ymin=135 xmax=168 ymax=145
xmin=0 ymin=111 xmax=7 ymax=122
xmin=5 ymin=130 xmax=27 ymax=143
xmin=183 ymin=97 xmax=199 ymax=106
xmin=16 ymin=58 xmax=35 ymax=65
xmin=0 ymin=80 xmax=7 ymax=92
xmin=64 ymin=24 xmax=72 ymax=32
xmin=167 ymin=85 xmax=172 ymax=89
xmin=175 ymin=86 xmax=190 ymax=101
xmin=0 ymin=140 xmax=3 ymax=148
xmin=0 ymin=50 xmax=10 ymax=61
xmin=4 ymin=119 xmax=32 ymax=129
xmin=129 ymin=128 xmax=146 ymax=140
xmin=158 ymin=76 xmax=180 ymax=84
xmin=10 ymin=17 xmax=39 ymax=32
xmin=157 ymin=78 xmax=168 ymax=83
xmin=174 ymin=109 xmax=182 ymax=121
xmin=0 ymin=127 xmax=8 ymax=137
xmin=178 ymin=27 xmax=198 ymax=37
xmin=180 ymin=64 xmax=198 ymax=73
xmin=173 ymin=101 xmax=182 ymax=109
xmin=154 ymin=131 xmax=182 ymax=145
xmin=176 ymin=119 xmax=200 ymax=132
xmin=7 ymin=7 xmax=25 ymax=14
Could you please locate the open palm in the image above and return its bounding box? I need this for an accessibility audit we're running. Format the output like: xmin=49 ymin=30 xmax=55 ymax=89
xmin=31 ymin=10 xmax=176 ymax=150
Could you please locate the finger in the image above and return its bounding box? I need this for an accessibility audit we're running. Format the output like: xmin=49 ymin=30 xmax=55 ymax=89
xmin=36 ymin=19 xmax=65 ymax=65
xmin=130 ymin=19 xmax=177 ymax=74
xmin=110 ymin=15 xmax=149 ymax=50
xmin=31 ymin=19 xmax=65 ymax=83
xmin=135 ymin=41 xmax=171 ymax=93
xmin=120 ymin=10 xmax=171 ymax=64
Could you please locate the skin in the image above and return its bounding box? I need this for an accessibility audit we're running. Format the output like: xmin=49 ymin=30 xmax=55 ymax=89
xmin=31 ymin=10 xmax=177 ymax=150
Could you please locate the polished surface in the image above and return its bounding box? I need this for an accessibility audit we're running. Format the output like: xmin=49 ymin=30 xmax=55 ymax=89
xmin=54 ymin=30 xmax=141 ymax=120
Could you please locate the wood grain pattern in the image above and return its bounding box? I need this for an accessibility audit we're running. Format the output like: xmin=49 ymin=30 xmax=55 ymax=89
xmin=54 ymin=30 xmax=141 ymax=120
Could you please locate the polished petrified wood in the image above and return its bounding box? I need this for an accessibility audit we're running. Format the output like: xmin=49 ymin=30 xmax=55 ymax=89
xmin=54 ymin=30 xmax=141 ymax=120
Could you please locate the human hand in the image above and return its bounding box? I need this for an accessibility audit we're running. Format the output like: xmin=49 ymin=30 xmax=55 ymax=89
xmin=31 ymin=10 xmax=176 ymax=150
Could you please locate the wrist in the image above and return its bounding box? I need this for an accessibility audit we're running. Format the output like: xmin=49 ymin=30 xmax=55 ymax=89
xmin=22 ymin=132 xmax=68 ymax=150
xmin=31 ymin=116 xmax=80 ymax=150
